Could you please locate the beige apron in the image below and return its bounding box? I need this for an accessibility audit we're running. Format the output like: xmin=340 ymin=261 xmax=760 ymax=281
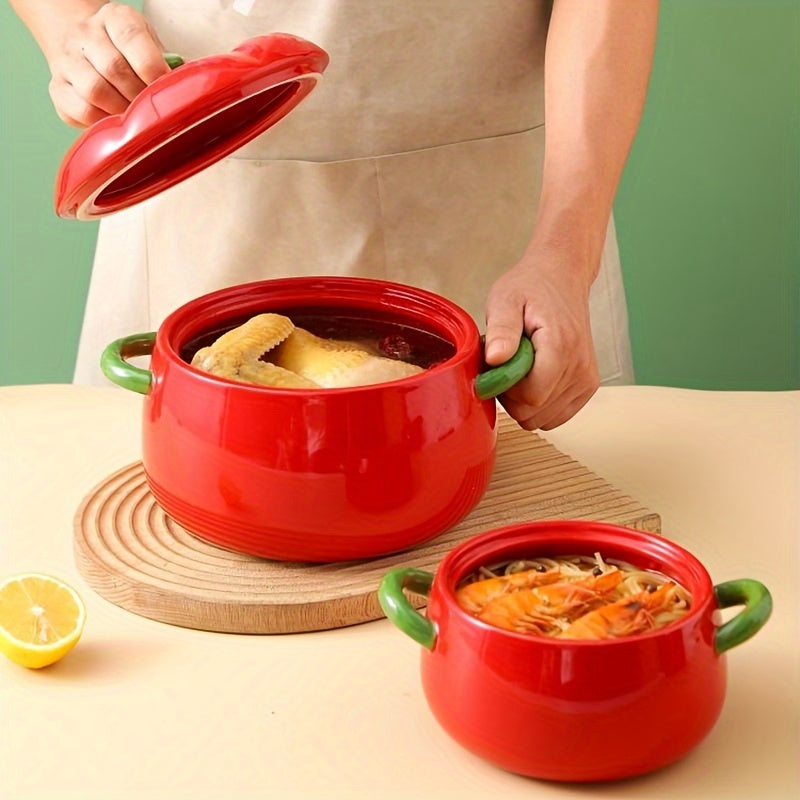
xmin=74 ymin=0 xmax=634 ymax=386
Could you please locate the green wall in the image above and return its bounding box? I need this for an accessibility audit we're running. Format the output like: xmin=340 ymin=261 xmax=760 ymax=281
xmin=2 ymin=1 xmax=798 ymax=389
xmin=615 ymin=0 xmax=799 ymax=390
xmin=1 ymin=6 xmax=98 ymax=384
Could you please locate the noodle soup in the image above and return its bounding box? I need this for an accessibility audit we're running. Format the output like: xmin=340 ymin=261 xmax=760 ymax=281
xmin=456 ymin=553 xmax=692 ymax=640
xmin=380 ymin=521 xmax=771 ymax=781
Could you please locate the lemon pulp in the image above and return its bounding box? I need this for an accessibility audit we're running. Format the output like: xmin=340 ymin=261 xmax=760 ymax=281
xmin=0 ymin=573 xmax=86 ymax=669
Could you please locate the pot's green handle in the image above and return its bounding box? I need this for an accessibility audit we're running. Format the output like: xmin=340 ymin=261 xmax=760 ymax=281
xmin=163 ymin=53 xmax=184 ymax=69
xmin=378 ymin=568 xmax=437 ymax=650
xmin=713 ymin=579 xmax=772 ymax=654
xmin=100 ymin=332 xmax=156 ymax=395
xmin=475 ymin=336 xmax=535 ymax=400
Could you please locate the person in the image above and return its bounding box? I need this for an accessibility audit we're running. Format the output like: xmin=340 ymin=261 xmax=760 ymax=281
xmin=9 ymin=0 xmax=659 ymax=431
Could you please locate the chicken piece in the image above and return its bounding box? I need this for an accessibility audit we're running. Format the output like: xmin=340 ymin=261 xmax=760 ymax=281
xmin=269 ymin=328 xmax=424 ymax=388
xmin=236 ymin=360 xmax=321 ymax=389
xmin=191 ymin=313 xmax=320 ymax=388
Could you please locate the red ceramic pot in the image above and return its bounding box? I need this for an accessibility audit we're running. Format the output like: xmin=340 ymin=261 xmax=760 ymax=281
xmin=379 ymin=521 xmax=772 ymax=782
xmin=101 ymin=277 xmax=533 ymax=562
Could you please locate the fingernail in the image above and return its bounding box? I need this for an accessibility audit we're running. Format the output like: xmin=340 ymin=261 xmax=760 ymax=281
xmin=484 ymin=340 xmax=502 ymax=360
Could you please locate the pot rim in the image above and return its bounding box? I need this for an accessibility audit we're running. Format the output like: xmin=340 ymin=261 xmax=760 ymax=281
xmin=155 ymin=276 xmax=481 ymax=394
xmin=436 ymin=520 xmax=715 ymax=647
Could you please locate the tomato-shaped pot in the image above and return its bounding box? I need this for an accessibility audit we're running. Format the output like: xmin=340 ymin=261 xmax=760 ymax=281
xmin=379 ymin=521 xmax=772 ymax=782
xmin=102 ymin=276 xmax=533 ymax=562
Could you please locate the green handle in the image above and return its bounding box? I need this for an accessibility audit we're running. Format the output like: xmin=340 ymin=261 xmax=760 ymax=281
xmin=378 ymin=568 xmax=437 ymax=650
xmin=474 ymin=336 xmax=535 ymax=400
xmin=163 ymin=53 xmax=185 ymax=69
xmin=713 ymin=579 xmax=772 ymax=654
xmin=100 ymin=332 xmax=156 ymax=395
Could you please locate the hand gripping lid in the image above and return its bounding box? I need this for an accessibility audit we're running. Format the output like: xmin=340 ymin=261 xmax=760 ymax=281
xmin=55 ymin=33 xmax=329 ymax=220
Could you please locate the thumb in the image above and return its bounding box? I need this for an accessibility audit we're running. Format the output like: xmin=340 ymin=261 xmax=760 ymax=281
xmin=484 ymin=299 xmax=525 ymax=367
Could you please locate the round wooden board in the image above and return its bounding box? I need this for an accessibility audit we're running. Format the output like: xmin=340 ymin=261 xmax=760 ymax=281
xmin=74 ymin=419 xmax=660 ymax=634
xmin=73 ymin=461 xmax=433 ymax=634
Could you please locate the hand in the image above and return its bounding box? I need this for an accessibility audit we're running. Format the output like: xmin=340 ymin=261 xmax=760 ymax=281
xmin=45 ymin=2 xmax=168 ymax=127
xmin=484 ymin=248 xmax=600 ymax=431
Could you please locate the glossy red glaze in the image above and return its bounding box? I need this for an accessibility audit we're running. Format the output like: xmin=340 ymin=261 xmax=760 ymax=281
xmin=55 ymin=34 xmax=329 ymax=219
xmin=421 ymin=522 xmax=726 ymax=782
xmin=143 ymin=277 xmax=497 ymax=561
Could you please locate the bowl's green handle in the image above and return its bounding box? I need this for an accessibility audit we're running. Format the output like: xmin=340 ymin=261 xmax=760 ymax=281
xmin=378 ymin=568 xmax=437 ymax=650
xmin=163 ymin=53 xmax=184 ymax=69
xmin=475 ymin=336 xmax=535 ymax=400
xmin=100 ymin=332 xmax=156 ymax=395
xmin=713 ymin=579 xmax=772 ymax=654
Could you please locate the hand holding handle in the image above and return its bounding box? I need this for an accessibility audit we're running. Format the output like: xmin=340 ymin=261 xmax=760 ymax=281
xmin=474 ymin=336 xmax=534 ymax=400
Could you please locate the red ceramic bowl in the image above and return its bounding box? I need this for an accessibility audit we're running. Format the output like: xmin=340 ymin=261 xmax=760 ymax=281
xmin=379 ymin=521 xmax=772 ymax=782
xmin=101 ymin=277 xmax=533 ymax=562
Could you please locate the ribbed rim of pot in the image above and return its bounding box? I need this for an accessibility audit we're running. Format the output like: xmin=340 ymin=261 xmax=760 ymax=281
xmin=156 ymin=276 xmax=479 ymax=392
xmin=439 ymin=520 xmax=715 ymax=646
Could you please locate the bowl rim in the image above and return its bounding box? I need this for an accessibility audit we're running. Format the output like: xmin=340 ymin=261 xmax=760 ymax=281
xmin=436 ymin=520 xmax=715 ymax=647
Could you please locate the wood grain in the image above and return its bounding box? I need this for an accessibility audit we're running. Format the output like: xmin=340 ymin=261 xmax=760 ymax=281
xmin=74 ymin=416 xmax=660 ymax=634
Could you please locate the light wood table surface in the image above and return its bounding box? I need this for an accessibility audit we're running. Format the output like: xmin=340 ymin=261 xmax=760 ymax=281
xmin=1 ymin=384 xmax=797 ymax=800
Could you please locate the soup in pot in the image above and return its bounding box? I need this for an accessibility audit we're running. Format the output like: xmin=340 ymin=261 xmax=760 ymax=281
xmin=456 ymin=553 xmax=693 ymax=640
xmin=182 ymin=309 xmax=457 ymax=389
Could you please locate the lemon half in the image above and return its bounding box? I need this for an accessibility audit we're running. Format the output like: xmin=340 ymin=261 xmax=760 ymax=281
xmin=0 ymin=573 xmax=86 ymax=669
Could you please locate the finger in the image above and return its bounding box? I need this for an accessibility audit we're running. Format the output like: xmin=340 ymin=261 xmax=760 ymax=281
xmin=524 ymin=346 xmax=599 ymax=430
xmin=65 ymin=54 xmax=131 ymax=115
xmin=483 ymin=291 xmax=525 ymax=367
xmin=500 ymin=347 xmax=596 ymax=430
xmin=508 ymin=386 xmax=596 ymax=432
xmin=104 ymin=13 xmax=170 ymax=86
xmin=80 ymin=33 xmax=148 ymax=103
xmin=515 ymin=327 xmax=567 ymax=410
xmin=502 ymin=391 xmax=551 ymax=431
xmin=496 ymin=332 xmax=569 ymax=426
xmin=536 ymin=387 xmax=598 ymax=431
xmin=501 ymin=394 xmax=546 ymax=431
xmin=49 ymin=76 xmax=110 ymax=127
xmin=53 ymin=107 xmax=91 ymax=128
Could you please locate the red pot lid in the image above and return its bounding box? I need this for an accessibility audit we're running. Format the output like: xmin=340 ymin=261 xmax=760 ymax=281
xmin=55 ymin=33 xmax=329 ymax=220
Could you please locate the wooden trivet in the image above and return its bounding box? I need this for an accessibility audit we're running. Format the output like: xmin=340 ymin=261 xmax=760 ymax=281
xmin=74 ymin=416 xmax=660 ymax=634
